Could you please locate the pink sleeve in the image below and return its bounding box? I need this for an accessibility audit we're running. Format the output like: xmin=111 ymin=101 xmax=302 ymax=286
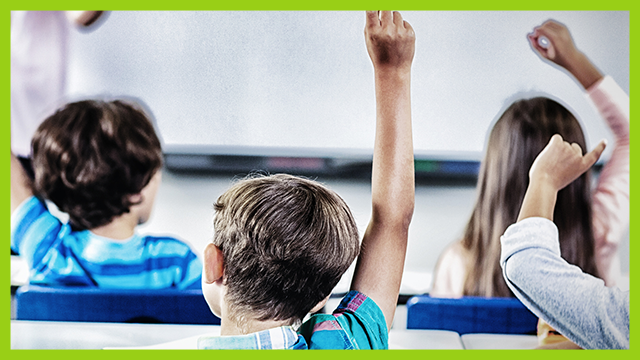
xmin=430 ymin=242 xmax=466 ymax=298
xmin=587 ymin=76 xmax=630 ymax=287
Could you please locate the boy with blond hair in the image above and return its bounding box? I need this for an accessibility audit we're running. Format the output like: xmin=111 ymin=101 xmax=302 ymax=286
xmin=197 ymin=10 xmax=415 ymax=349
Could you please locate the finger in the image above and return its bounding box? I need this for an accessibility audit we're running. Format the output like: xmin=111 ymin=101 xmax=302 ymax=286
xmin=529 ymin=27 xmax=541 ymax=40
xmin=539 ymin=20 xmax=553 ymax=28
xmin=582 ymin=139 xmax=607 ymax=169
xmin=380 ymin=11 xmax=392 ymax=27
xmin=366 ymin=11 xmax=380 ymax=28
xmin=549 ymin=133 xmax=564 ymax=145
xmin=528 ymin=34 xmax=550 ymax=58
xmin=546 ymin=44 xmax=558 ymax=60
xmin=545 ymin=20 xmax=565 ymax=32
xmin=393 ymin=11 xmax=404 ymax=28
xmin=571 ymin=142 xmax=583 ymax=155
xmin=533 ymin=24 xmax=554 ymax=41
xmin=539 ymin=134 xmax=563 ymax=156
xmin=404 ymin=20 xmax=415 ymax=36
xmin=528 ymin=34 xmax=544 ymax=54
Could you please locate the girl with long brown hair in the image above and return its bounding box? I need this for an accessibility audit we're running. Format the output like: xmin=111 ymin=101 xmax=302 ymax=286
xmin=431 ymin=20 xmax=629 ymax=300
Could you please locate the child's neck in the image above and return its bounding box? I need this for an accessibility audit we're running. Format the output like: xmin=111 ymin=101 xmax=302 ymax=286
xmin=90 ymin=211 xmax=138 ymax=241
xmin=220 ymin=315 xmax=294 ymax=336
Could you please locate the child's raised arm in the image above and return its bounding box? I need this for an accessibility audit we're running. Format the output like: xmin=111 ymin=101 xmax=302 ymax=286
xmin=528 ymin=20 xmax=602 ymax=90
xmin=518 ymin=134 xmax=606 ymax=222
xmin=350 ymin=10 xmax=415 ymax=331
xmin=500 ymin=136 xmax=629 ymax=349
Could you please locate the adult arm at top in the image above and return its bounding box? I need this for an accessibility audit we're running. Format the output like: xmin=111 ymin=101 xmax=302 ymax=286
xmin=66 ymin=11 xmax=104 ymax=27
xmin=350 ymin=10 xmax=415 ymax=331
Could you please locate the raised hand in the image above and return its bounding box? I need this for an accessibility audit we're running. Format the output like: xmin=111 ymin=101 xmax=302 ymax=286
xmin=350 ymin=11 xmax=415 ymax=331
xmin=528 ymin=20 xmax=602 ymax=89
xmin=518 ymin=135 xmax=606 ymax=222
xmin=530 ymin=134 xmax=606 ymax=192
xmin=365 ymin=11 xmax=415 ymax=73
xmin=528 ymin=20 xmax=579 ymax=69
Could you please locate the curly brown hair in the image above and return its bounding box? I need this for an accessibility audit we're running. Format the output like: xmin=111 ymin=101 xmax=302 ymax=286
xmin=31 ymin=99 xmax=163 ymax=230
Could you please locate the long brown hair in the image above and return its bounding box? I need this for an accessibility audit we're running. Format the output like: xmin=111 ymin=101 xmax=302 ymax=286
xmin=462 ymin=97 xmax=599 ymax=297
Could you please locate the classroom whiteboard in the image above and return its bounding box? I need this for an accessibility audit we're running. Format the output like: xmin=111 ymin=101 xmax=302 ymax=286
xmin=66 ymin=11 xmax=629 ymax=162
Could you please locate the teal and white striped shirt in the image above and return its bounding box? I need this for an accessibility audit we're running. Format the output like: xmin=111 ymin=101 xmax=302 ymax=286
xmin=197 ymin=291 xmax=388 ymax=349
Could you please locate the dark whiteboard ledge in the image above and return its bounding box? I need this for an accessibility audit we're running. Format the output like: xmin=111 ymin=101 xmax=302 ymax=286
xmin=164 ymin=152 xmax=483 ymax=180
xmin=164 ymin=149 xmax=603 ymax=182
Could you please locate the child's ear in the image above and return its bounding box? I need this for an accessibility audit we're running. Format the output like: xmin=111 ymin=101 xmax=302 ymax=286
xmin=310 ymin=294 xmax=331 ymax=314
xmin=203 ymin=243 xmax=224 ymax=284
xmin=128 ymin=193 xmax=143 ymax=204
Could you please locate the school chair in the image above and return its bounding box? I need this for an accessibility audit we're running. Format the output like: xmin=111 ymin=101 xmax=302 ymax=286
xmin=406 ymin=295 xmax=538 ymax=335
xmin=15 ymin=284 xmax=220 ymax=325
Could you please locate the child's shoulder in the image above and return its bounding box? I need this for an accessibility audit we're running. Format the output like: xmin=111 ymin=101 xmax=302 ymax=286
xmin=12 ymin=196 xmax=63 ymax=243
xmin=139 ymin=234 xmax=200 ymax=260
xmin=298 ymin=291 xmax=388 ymax=349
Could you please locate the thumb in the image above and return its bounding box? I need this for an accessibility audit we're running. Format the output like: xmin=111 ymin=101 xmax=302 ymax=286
xmin=582 ymin=139 xmax=607 ymax=169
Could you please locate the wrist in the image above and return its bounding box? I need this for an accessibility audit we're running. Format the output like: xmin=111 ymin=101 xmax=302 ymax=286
xmin=564 ymin=51 xmax=603 ymax=90
xmin=374 ymin=66 xmax=412 ymax=80
xmin=518 ymin=178 xmax=558 ymax=222
xmin=529 ymin=173 xmax=558 ymax=192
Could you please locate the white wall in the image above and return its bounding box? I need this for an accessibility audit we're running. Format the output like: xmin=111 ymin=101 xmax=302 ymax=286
xmin=64 ymin=11 xmax=629 ymax=294
xmin=66 ymin=11 xmax=629 ymax=161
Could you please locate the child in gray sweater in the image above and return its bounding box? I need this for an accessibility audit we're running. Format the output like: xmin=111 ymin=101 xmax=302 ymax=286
xmin=500 ymin=133 xmax=629 ymax=349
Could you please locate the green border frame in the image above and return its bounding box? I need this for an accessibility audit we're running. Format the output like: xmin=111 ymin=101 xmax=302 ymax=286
xmin=2 ymin=2 xmax=635 ymax=358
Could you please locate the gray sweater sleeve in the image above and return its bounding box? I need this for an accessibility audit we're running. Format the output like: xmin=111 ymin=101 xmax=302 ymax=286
xmin=500 ymin=217 xmax=629 ymax=349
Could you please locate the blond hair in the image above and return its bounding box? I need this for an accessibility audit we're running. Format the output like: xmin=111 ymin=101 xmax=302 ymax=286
xmin=213 ymin=174 xmax=360 ymax=324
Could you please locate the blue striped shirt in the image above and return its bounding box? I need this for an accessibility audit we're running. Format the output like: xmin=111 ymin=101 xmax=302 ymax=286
xmin=11 ymin=196 xmax=202 ymax=289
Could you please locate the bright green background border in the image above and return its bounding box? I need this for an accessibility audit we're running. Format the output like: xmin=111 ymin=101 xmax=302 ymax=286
xmin=2 ymin=1 xmax=635 ymax=358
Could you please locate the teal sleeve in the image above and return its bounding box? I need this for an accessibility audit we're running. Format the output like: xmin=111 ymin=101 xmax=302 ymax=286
xmin=299 ymin=291 xmax=388 ymax=349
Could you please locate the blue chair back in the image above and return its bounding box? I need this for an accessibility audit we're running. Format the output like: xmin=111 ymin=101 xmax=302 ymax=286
xmin=15 ymin=285 xmax=220 ymax=325
xmin=406 ymin=295 xmax=537 ymax=335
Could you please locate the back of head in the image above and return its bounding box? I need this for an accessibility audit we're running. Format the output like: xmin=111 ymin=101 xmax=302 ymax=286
xmin=463 ymin=97 xmax=598 ymax=297
xmin=31 ymin=99 xmax=163 ymax=230
xmin=213 ymin=174 xmax=360 ymax=325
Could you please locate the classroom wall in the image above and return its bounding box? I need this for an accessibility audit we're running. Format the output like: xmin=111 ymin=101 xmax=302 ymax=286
xmin=65 ymin=11 xmax=629 ymax=162
xmin=140 ymin=171 xmax=630 ymax=294
xmin=63 ymin=11 xmax=629 ymax=293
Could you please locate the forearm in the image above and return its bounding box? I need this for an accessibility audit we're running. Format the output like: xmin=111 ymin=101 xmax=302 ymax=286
xmin=517 ymin=179 xmax=557 ymax=222
xmin=351 ymin=68 xmax=414 ymax=330
xmin=587 ymin=76 xmax=629 ymax=141
xmin=501 ymin=219 xmax=630 ymax=349
xmin=367 ymin=67 xmax=414 ymax=300
xmin=371 ymin=68 xmax=415 ymax=225
xmin=351 ymin=222 xmax=408 ymax=329
xmin=564 ymin=51 xmax=603 ymax=90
